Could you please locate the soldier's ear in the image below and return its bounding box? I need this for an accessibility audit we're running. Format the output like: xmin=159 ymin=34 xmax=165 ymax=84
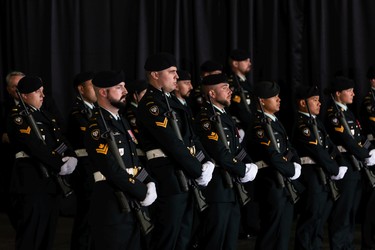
xmin=299 ymin=99 xmax=306 ymax=108
xmin=150 ymin=71 xmax=158 ymax=80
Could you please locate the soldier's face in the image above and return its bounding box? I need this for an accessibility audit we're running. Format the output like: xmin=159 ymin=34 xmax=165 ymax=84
xmin=7 ymin=75 xmax=24 ymax=100
xmin=23 ymin=86 xmax=44 ymax=109
xmin=306 ymin=95 xmax=321 ymax=115
xmin=158 ymin=66 xmax=178 ymax=93
xmin=262 ymin=94 xmax=280 ymax=114
xmin=107 ymin=82 xmax=127 ymax=109
xmin=337 ymin=88 xmax=354 ymax=104
xmin=213 ymin=83 xmax=232 ymax=107
xmin=176 ymin=80 xmax=193 ymax=98
xmin=81 ymin=80 xmax=97 ymax=103
xmin=237 ymin=58 xmax=251 ymax=74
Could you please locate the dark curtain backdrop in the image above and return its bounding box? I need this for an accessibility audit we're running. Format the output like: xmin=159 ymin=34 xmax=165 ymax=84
xmin=1 ymin=0 xmax=375 ymax=132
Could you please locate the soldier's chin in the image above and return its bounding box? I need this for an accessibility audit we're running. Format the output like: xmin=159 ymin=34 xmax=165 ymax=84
xmin=110 ymin=100 xmax=126 ymax=110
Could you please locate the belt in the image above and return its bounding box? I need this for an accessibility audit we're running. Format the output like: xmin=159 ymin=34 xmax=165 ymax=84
xmin=146 ymin=149 xmax=167 ymax=160
xmin=255 ymin=160 xmax=269 ymax=169
xmin=93 ymin=171 xmax=106 ymax=182
xmin=136 ymin=148 xmax=145 ymax=156
xmin=75 ymin=149 xmax=88 ymax=157
xmin=15 ymin=151 xmax=30 ymax=159
xmin=337 ymin=146 xmax=347 ymax=153
xmin=300 ymin=156 xmax=316 ymax=165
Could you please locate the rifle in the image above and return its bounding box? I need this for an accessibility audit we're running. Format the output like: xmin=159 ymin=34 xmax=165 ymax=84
xmin=305 ymin=98 xmax=340 ymax=201
xmin=233 ymin=75 xmax=252 ymax=114
xmin=16 ymin=89 xmax=73 ymax=197
xmin=330 ymin=94 xmax=375 ymax=188
xmin=98 ymin=108 xmax=154 ymax=235
xmin=162 ymin=89 xmax=208 ymax=212
xmin=207 ymin=95 xmax=250 ymax=206
xmin=257 ymin=97 xmax=299 ymax=204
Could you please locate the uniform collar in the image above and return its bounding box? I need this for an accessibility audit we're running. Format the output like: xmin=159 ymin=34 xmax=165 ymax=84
xmin=335 ymin=101 xmax=348 ymax=111
xmin=213 ymin=104 xmax=226 ymax=114
xmin=298 ymin=111 xmax=316 ymax=118
xmin=262 ymin=111 xmax=277 ymax=121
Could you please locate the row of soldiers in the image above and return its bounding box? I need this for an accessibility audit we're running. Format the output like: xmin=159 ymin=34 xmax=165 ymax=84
xmin=1 ymin=50 xmax=375 ymax=250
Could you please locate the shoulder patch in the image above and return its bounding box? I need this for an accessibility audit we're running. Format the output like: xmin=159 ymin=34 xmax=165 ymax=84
xmin=91 ymin=129 xmax=101 ymax=140
xmin=331 ymin=117 xmax=339 ymax=126
xmin=14 ymin=116 xmax=23 ymax=125
xmin=149 ymin=105 xmax=159 ymax=116
xmin=202 ymin=121 xmax=211 ymax=131
xmin=302 ymin=127 xmax=310 ymax=136
xmin=256 ymin=129 xmax=264 ymax=138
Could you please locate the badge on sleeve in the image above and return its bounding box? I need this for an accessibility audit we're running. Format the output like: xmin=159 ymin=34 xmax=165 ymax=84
xmin=91 ymin=129 xmax=100 ymax=140
xmin=14 ymin=116 xmax=23 ymax=125
xmin=149 ymin=105 xmax=159 ymax=116
xmin=256 ymin=129 xmax=264 ymax=138
xmin=302 ymin=127 xmax=310 ymax=137
xmin=202 ymin=121 xmax=211 ymax=131
xmin=331 ymin=117 xmax=339 ymax=126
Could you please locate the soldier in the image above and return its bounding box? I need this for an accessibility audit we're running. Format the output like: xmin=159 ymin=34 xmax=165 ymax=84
xmin=84 ymin=70 xmax=157 ymax=250
xmin=67 ymin=71 xmax=96 ymax=250
xmin=122 ymin=79 xmax=148 ymax=163
xmin=244 ymin=81 xmax=302 ymax=250
xmin=174 ymin=70 xmax=193 ymax=107
xmin=190 ymin=61 xmax=223 ymax=116
xmin=325 ymin=76 xmax=375 ymax=249
xmin=1 ymin=71 xmax=25 ymax=229
xmin=136 ymin=52 xmax=215 ymax=250
xmin=228 ymin=49 xmax=255 ymax=131
xmin=292 ymin=85 xmax=348 ymax=250
xmin=8 ymin=76 xmax=77 ymax=250
xmin=194 ymin=73 xmax=258 ymax=250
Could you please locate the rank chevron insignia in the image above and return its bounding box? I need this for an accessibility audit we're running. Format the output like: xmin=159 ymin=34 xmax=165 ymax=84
xmin=334 ymin=126 xmax=344 ymax=133
xmin=260 ymin=140 xmax=271 ymax=146
xmin=96 ymin=143 xmax=109 ymax=155
xmin=20 ymin=126 xmax=31 ymax=135
xmin=207 ymin=132 xmax=218 ymax=141
xmin=155 ymin=117 xmax=168 ymax=128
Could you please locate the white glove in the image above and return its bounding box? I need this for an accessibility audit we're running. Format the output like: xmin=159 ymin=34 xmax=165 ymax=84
xmin=140 ymin=182 xmax=157 ymax=206
xmin=331 ymin=166 xmax=348 ymax=180
xmin=290 ymin=162 xmax=301 ymax=180
xmin=240 ymin=163 xmax=258 ymax=183
xmin=59 ymin=157 xmax=70 ymax=175
xmin=365 ymin=149 xmax=375 ymax=166
xmin=59 ymin=156 xmax=77 ymax=175
xmin=238 ymin=129 xmax=245 ymax=143
xmin=195 ymin=161 xmax=215 ymax=186
xmin=66 ymin=157 xmax=77 ymax=174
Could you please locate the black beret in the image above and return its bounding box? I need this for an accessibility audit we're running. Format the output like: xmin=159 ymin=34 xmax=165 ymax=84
xmin=73 ymin=71 xmax=94 ymax=87
xmin=295 ymin=85 xmax=319 ymax=100
xmin=201 ymin=73 xmax=228 ymax=86
xmin=200 ymin=60 xmax=223 ymax=73
xmin=367 ymin=66 xmax=375 ymax=79
xmin=229 ymin=49 xmax=250 ymax=61
xmin=329 ymin=76 xmax=355 ymax=93
xmin=126 ymin=80 xmax=148 ymax=95
xmin=177 ymin=70 xmax=191 ymax=81
xmin=92 ymin=70 xmax=124 ymax=88
xmin=17 ymin=76 xmax=43 ymax=94
xmin=144 ymin=52 xmax=177 ymax=71
xmin=254 ymin=81 xmax=280 ymax=99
